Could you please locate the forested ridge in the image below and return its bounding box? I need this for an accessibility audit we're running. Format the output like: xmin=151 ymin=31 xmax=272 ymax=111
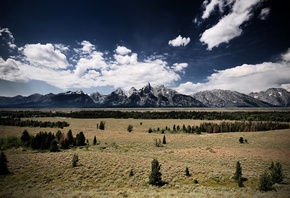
xmin=0 ymin=110 xmax=290 ymax=122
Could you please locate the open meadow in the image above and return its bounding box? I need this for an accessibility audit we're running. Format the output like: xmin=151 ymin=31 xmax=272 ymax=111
xmin=1 ymin=115 xmax=290 ymax=197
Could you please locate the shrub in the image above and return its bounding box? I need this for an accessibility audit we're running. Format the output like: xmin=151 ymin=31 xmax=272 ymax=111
xmin=149 ymin=159 xmax=163 ymax=186
xmin=148 ymin=128 xmax=153 ymax=133
xmin=154 ymin=139 xmax=162 ymax=147
xmin=72 ymin=153 xmax=79 ymax=167
xmin=258 ymin=171 xmax=274 ymax=192
xmin=0 ymin=151 xmax=9 ymax=175
xmin=127 ymin=125 xmax=133 ymax=132
xmin=129 ymin=169 xmax=134 ymax=177
xmin=193 ymin=179 xmax=199 ymax=184
xmin=239 ymin=137 xmax=244 ymax=144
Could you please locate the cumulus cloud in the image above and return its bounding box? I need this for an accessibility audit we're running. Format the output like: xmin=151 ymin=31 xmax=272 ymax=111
xmin=199 ymin=0 xmax=262 ymax=50
xmin=0 ymin=34 xmax=187 ymax=91
xmin=115 ymin=46 xmax=132 ymax=55
xmin=22 ymin=43 xmax=69 ymax=69
xmin=258 ymin=7 xmax=270 ymax=20
xmin=176 ymin=48 xmax=290 ymax=94
xmin=168 ymin=35 xmax=191 ymax=47
xmin=172 ymin=63 xmax=188 ymax=72
xmin=0 ymin=58 xmax=28 ymax=82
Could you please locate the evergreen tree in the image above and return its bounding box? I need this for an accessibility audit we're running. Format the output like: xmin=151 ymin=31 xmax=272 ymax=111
xmin=0 ymin=151 xmax=9 ymax=175
xmin=49 ymin=139 xmax=59 ymax=152
xmin=56 ymin=130 xmax=62 ymax=142
xmin=185 ymin=167 xmax=190 ymax=176
xmin=75 ymin=131 xmax=86 ymax=146
xmin=270 ymin=162 xmax=283 ymax=184
xmin=149 ymin=159 xmax=163 ymax=186
xmin=234 ymin=161 xmax=242 ymax=181
xmin=93 ymin=136 xmax=97 ymax=145
xmin=162 ymin=135 xmax=166 ymax=144
xmin=20 ymin=129 xmax=31 ymax=147
xmin=67 ymin=130 xmax=74 ymax=145
xmin=99 ymin=121 xmax=105 ymax=130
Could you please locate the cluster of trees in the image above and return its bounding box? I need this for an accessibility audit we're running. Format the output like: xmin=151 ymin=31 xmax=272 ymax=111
xmin=259 ymin=162 xmax=284 ymax=191
xmin=19 ymin=129 xmax=87 ymax=151
xmin=0 ymin=117 xmax=69 ymax=128
xmin=1 ymin=110 xmax=290 ymax=122
xmin=148 ymin=121 xmax=289 ymax=134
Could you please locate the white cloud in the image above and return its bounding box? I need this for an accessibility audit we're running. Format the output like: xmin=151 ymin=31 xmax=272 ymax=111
xmin=199 ymin=0 xmax=262 ymax=50
xmin=176 ymin=49 xmax=290 ymax=94
xmin=115 ymin=46 xmax=132 ymax=55
xmin=168 ymin=35 xmax=191 ymax=47
xmin=282 ymin=48 xmax=290 ymax=62
xmin=172 ymin=63 xmax=188 ymax=72
xmin=259 ymin=7 xmax=270 ymax=20
xmin=0 ymin=36 xmax=187 ymax=92
xmin=0 ymin=58 xmax=28 ymax=82
xmin=0 ymin=27 xmax=17 ymax=50
xmin=22 ymin=43 xmax=69 ymax=69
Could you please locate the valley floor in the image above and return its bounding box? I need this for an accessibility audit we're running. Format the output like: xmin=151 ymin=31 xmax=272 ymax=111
xmin=1 ymin=118 xmax=290 ymax=197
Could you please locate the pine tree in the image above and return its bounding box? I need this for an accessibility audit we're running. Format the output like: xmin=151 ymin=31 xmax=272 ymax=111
xmin=162 ymin=135 xmax=166 ymax=144
xmin=234 ymin=161 xmax=242 ymax=180
xmin=0 ymin=151 xmax=9 ymax=175
xmin=93 ymin=136 xmax=97 ymax=145
xmin=270 ymin=162 xmax=283 ymax=184
xmin=149 ymin=159 xmax=163 ymax=186
xmin=185 ymin=167 xmax=190 ymax=176
xmin=20 ymin=129 xmax=31 ymax=147
xmin=49 ymin=139 xmax=59 ymax=152
xmin=67 ymin=129 xmax=74 ymax=145
xmin=99 ymin=121 xmax=105 ymax=130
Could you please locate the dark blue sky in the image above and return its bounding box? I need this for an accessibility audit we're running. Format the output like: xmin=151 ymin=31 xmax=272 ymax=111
xmin=1 ymin=0 xmax=290 ymax=96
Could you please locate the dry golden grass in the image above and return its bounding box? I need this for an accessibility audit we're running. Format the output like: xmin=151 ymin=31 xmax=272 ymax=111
xmin=1 ymin=117 xmax=290 ymax=197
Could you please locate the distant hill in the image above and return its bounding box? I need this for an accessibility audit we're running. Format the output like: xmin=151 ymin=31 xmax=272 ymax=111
xmin=0 ymin=84 xmax=289 ymax=108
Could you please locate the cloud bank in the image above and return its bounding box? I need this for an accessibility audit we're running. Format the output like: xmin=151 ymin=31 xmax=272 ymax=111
xmin=176 ymin=48 xmax=290 ymax=94
xmin=198 ymin=0 xmax=264 ymax=50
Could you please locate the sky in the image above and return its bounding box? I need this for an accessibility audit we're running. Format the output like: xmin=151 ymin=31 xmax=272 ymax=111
xmin=0 ymin=0 xmax=290 ymax=97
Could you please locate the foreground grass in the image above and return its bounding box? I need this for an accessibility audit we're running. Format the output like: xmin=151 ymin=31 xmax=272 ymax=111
xmin=1 ymin=118 xmax=290 ymax=197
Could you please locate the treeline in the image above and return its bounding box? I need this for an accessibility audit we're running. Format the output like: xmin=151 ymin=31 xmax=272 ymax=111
xmin=1 ymin=110 xmax=290 ymax=122
xmin=0 ymin=117 xmax=69 ymax=128
xmin=149 ymin=121 xmax=290 ymax=134
xmin=0 ymin=129 xmax=86 ymax=151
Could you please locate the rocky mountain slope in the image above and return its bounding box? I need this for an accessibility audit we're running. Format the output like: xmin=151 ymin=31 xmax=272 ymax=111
xmin=192 ymin=89 xmax=272 ymax=107
xmin=0 ymin=84 xmax=289 ymax=108
xmin=249 ymin=88 xmax=290 ymax=107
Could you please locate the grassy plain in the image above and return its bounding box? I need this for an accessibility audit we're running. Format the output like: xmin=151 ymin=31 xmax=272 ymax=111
xmin=1 ymin=115 xmax=290 ymax=197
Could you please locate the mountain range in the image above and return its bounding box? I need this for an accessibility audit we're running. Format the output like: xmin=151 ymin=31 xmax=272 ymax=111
xmin=0 ymin=84 xmax=289 ymax=108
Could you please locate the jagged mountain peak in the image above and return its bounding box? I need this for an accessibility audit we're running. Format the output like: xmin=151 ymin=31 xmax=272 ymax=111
xmin=249 ymin=88 xmax=290 ymax=107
